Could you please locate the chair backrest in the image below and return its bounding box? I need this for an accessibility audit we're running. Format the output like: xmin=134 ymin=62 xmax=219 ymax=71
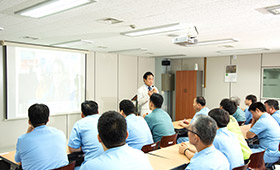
xmin=141 ymin=141 xmax=160 ymax=153
xmin=160 ymin=133 xmax=178 ymax=148
xmin=51 ymin=161 xmax=76 ymax=170
xmin=248 ymin=151 xmax=266 ymax=170
xmin=238 ymin=121 xmax=245 ymax=126
xmin=232 ymin=164 xmax=248 ymax=170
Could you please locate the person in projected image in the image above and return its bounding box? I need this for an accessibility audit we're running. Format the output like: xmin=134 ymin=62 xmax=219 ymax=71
xmin=36 ymin=59 xmax=73 ymax=102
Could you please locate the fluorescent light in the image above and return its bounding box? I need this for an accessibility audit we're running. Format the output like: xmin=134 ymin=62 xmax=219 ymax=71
xmin=188 ymin=38 xmax=238 ymax=46
xmin=153 ymin=54 xmax=187 ymax=58
xmin=109 ymin=48 xmax=147 ymax=53
xmin=175 ymin=38 xmax=238 ymax=47
xmin=217 ymin=48 xmax=269 ymax=54
xmin=0 ymin=27 xmax=3 ymax=31
xmin=52 ymin=40 xmax=94 ymax=47
xmin=15 ymin=0 xmax=97 ymax=18
xmin=265 ymin=5 xmax=280 ymax=15
xmin=121 ymin=23 xmax=188 ymax=37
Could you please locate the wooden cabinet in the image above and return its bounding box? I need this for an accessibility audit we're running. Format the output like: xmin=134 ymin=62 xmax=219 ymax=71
xmin=175 ymin=70 xmax=203 ymax=120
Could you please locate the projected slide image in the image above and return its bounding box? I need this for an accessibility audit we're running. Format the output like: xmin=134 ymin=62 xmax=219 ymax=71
xmin=7 ymin=46 xmax=86 ymax=119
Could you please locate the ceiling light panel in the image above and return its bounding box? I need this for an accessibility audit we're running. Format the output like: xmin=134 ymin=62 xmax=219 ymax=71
xmin=265 ymin=5 xmax=280 ymax=15
xmin=121 ymin=23 xmax=188 ymax=37
xmin=109 ymin=48 xmax=147 ymax=53
xmin=15 ymin=0 xmax=97 ymax=18
xmin=217 ymin=48 xmax=269 ymax=54
xmin=51 ymin=40 xmax=94 ymax=47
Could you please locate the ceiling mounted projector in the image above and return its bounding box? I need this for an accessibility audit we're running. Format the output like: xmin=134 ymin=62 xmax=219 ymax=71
xmin=173 ymin=36 xmax=198 ymax=45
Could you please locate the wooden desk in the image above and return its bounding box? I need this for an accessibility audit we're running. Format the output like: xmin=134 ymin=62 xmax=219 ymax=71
xmin=173 ymin=119 xmax=192 ymax=129
xmin=240 ymin=124 xmax=251 ymax=139
xmin=0 ymin=151 xmax=19 ymax=166
xmin=0 ymin=146 xmax=71 ymax=168
xmin=148 ymin=144 xmax=189 ymax=170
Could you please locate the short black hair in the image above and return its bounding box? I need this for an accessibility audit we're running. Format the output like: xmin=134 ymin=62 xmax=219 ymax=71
xmin=196 ymin=96 xmax=206 ymax=106
xmin=192 ymin=115 xmax=217 ymax=145
xmin=220 ymin=98 xmax=237 ymax=115
xmin=249 ymin=102 xmax=266 ymax=112
xmin=264 ymin=99 xmax=279 ymax=110
xmin=208 ymin=108 xmax=230 ymax=128
xmin=81 ymin=101 xmax=98 ymax=116
xmin=119 ymin=100 xmax=135 ymax=116
xmin=143 ymin=72 xmax=154 ymax=80
xmin=98 ymin=111 xmax=127 ymax=149
xmin=246 ymin=95 xmax=257 ymax=103
xmin=28 ymin=104 xmax=49 ymax=127
xmin=150 ymin=93 xmax=163 ymax=108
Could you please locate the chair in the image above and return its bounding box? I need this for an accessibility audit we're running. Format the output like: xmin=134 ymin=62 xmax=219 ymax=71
xmin=51 ymin=161 xmax=76 ymax=170
xmin=160 ymin=133 xmax=178 ymax=148
xmin=248 ymin=151 xmax=266 ymax=170
xmin=141 ymin=141 xmax=160 ymax=153
xmin=238 ymin=121 xmax=245 ymax=126
xmin=232 ymin=164 xmax=248 ymax=170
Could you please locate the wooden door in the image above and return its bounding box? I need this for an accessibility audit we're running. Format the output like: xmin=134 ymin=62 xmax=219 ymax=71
xmin=175 ymin=71 xmax=197 ymax=120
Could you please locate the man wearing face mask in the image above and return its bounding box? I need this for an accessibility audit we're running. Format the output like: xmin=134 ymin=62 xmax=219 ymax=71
xmin=137 ymin=72 xmax=158 ymax=116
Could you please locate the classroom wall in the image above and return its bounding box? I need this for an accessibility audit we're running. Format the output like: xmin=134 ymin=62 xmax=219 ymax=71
xmin=0 ymin=48 xmax=155 ymax=153
xmin=165 ymin=52 xmax=280 ymax=119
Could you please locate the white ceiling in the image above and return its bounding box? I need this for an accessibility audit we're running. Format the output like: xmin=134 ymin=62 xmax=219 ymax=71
xmin=0 ymin=0 xmax=280 ymax=58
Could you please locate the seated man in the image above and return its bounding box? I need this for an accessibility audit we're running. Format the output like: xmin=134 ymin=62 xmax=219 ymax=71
xmin=230 ymin=96 xmax=246 ymax=123
xmin=179 ymin=96 xmax=209 ymax=128
xmin=68 ymin=101 xmax=104 ymax=164
xmin=80 ymin=111 xmax=152 ymax=170
xmin=209 ymin=108 xmax=244 ymax=169
xmin=177 ymin=96 xmax=209 ymax=143
xmin=119 ymin=99 xmax=153 ymax=150
xmin=15 ymin=104 xmax=68 ymax=170
xmin=179 ymin=115 xmax=230 ymax=170
xmin=143 ymin=93 xmax=175 ymax=142
xmin=264 ymin=99 xmax=280 ymax=126
xmin=244 ymin=94 xmax=257 ymax=124
xmin=220 ymin=98 xmax=252 ymax=163
xmin=246 ymin=102 xmax=280 ymax=167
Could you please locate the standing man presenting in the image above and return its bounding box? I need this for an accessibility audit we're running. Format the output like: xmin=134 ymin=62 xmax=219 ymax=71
xmin=137 ymin=72 xmax=158 ymax=116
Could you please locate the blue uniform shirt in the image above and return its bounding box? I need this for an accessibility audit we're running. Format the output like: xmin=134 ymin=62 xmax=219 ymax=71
xmin=213 ymin=128 xmax=244 ymax=169
xmin=144 ymin=108 xmax=175 ymax=142
xmin=68 ymin=114 xmax=104 ymax=162
xmin=244 ymin=107 xmax=253 ymax=124
xmin=233 ymin=107 xmax=246 ymax=122
xmin=126 ymin=114 xmax=153 ymax=150
xmin=272 ymin=110 xmax=280 ymax=126
xmin=80 ymin=144 xmax=153 ymax=170
xmin=15 ymin=125 xmax=68 ymax=170
xmin=186 ymin=145 xmax=230 ymax=170
xmin=249 ymin=113 xmax=280 ymax=163
xmin=190 ymin=107 xmax=209 ymax=123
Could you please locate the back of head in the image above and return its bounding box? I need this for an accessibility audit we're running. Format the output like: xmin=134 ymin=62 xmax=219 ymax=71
xmin=264 ymin=99 xmax=279 ymax=110
xmin=192 ymin=115 xmax=217 ymax=145
xmin=230 ymin=96 xmax=241 ymax=106
xmin=119 ymin=99 xmax=135 ymax=116
xmin=208 ymin=108 xmax=230 ymax=128
xmin=249 ymin=102 xmax=266 ymax=112
xmin=196 ymin=96 xmax=206 ymax=106
xmin=220 ymin=98 xmax=237 ymax=115
xmin=143 ymin=71 xmax=154 ymax=80
xmin=28 ymin=103 xmax=49 ymax=127
xmin=98 ymin=111 xmax=127 ymax=149
xmin=246 ymin=94 xmax=257 ymax=103
xmin=150 ymin=93 xmax=163 ymax=108
xmin=81 ymin=100 xmax=98 ymax=116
